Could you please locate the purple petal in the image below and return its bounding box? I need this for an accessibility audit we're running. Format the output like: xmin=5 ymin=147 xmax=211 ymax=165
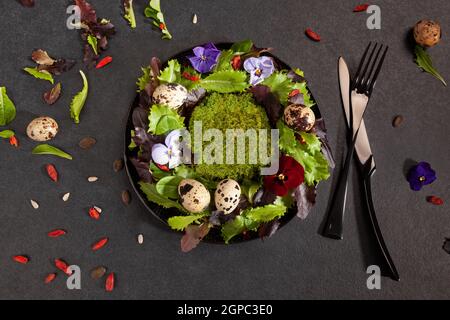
xmin=151 ymin=144 xmax=169 ymax=165
xmin=249 ymin=74 xmax=263 ymax=86
xmin=244 ymin=57 xmax=258 ymax=72
xmin=192 ymin=46 xmax=205 ymax=57
xmin=203 ymin=43 xmax=219 ymax=51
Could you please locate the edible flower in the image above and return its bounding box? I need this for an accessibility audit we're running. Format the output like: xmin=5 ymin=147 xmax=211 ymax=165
xmin=407 ymin=161 xmax=436 ymax=191
xmin=263 ymin=155 xmax=305 ymax=196
xmin=243 ymin=56 xmax=275 ymax=85
xmin=151 ymin=129 xmax=187 ymax=169
xmin=188 ymin=43 xmax=221 ymax=74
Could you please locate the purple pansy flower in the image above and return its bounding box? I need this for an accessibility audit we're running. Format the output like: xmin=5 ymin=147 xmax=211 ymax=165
xmin=243 ymin=56 xmax=275 ymax=85
xmin=407 ymin=162 xmax=437 ymax=191
xmin=188 ymin=43 xmax=221 ymax=74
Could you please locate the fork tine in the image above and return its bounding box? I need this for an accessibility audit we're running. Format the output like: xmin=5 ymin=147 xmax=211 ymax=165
xmin=363 ymin=44 xmax=384 ymax=89
xmin=357 ymin=43 xmax=379 ymax=90
xmin=353 ymin=42 xmax=372 ymax=87
xmin=367 ymin=46 xmax=389 ymax=96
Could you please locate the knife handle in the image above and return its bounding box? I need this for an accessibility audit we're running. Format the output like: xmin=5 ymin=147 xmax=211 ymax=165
xmin=322 ymin=139 xmax=356 ymax=240
xmin=358 ymin=157 xmax=400 ymax=281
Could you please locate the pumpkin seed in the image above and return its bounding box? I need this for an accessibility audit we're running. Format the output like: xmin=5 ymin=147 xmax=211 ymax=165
xmin=30 ymin=199 xmax=39 ymax=209
xmin=121 ymin=190 xmax=131 ymax=205
xmin=113 ymin=159 xmax=124 ymax=172
xmin=78 ymin=137 xmax=96 ymax=149
xmin=90 ymin=266 xmax=107 ymax=279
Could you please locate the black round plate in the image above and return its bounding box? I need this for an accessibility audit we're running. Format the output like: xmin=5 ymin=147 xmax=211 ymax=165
xmin=124 ymin=42 xmax=322 ymax=244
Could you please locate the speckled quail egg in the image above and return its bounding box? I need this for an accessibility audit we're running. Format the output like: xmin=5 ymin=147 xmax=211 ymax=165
xmin=178 ymin=179 xmax=211 ymax=213
xmin=414 ymin=20 xmax=441 ymax=48
xmin=215 ymin=179 xmax=241 ymax=214
xmin=26 ymin=116 xmax=59 ymax=142
xmin=152 ymin=83 xmax=188 ymax=109
xmin=284 ymin=104 xmax=316 ymax=132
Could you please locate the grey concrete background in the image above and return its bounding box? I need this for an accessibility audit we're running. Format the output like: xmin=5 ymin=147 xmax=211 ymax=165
xmin=0 ymin=0 xmax=449 ymax=300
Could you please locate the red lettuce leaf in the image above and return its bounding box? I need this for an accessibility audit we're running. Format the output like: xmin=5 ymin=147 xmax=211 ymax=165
xmin=250 ymin=85 xmax=282 ymax=127
xmin=130 ymin=157 xmax=153 ymax=183
xmin=38 ymin=59 xmax=76 ymax=75
xmin=43 ymin=83 xmax=61 ymax=105
xmin=312 ymin=118 xmax=335 ymax=169
xmin=258 ymin=220 xmax=281 ymax=240
xmin=253 ymin=188 xmax=277 ymax=207
xmin=294 ymin=183 xmax=316 ymax=220
xmin=181 ymin=224 xmax=210 ymax=253
xmin=75 ymin=0 xmax=97 ymax=23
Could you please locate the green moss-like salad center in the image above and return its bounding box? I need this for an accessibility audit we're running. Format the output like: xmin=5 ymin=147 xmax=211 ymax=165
xmin=189 ymin=92 xmax=271 ymax=181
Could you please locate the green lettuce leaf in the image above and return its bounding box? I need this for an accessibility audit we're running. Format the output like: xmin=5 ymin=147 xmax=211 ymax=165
xmin=139 ymin=181 xmax=185 ymax=211
xmin=70 ymin=70 xmax=89 ymax=124
xmin=32 ymin=144 xmax=73 ymax=160
xmin=136 ymin=67 xmax=151 ymax=92
xmin=0 ymin=87 xmax=16 ymax=126
xmin=23 ymin=67 xmax=54 ymax=84
xmin=156 ymin=175 xmax=183 ymax=199
xmin=262 ymin=72 xmax=294 ymax=104
xmin=243 ymin=204 xmax=287 ymax=223
xmin=415 ymin=45 xmax=446 ymax=86
xmin=221 ymin=215 xmax=246 ymax=244
xmin=150 ymin=161 xmax=171 ymax=180
xmin=148 ymin=104 xmax=185 ymax=135
xmin=158 ymin=59 xmax=181 ymax=83
xmin=87 ymin=35 xmax=98 ymax=55
xmin=168 ymin=213 xmax=208 ymax=231
xmin=200 ymin=70 xmax=249 ymax=93
xmin=0 ymin=129 xmax=15 ymax=139
xmin=230 ymin=40 xmax=254 ymax=55
xmin=123 ymin=0 xmax=136 ymax=28
xmin=214 ymin=50 xmax=234 ymax=72
xmin=144 ymin=0 xmax=172 ymax=40
xmin=277 ymin=120 xmax=330 ymax=185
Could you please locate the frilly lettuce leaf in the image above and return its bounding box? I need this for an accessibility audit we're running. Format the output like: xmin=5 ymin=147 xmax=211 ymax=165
xmin=200 ymin=70 xmax=249 ymax=93
xmin=139 ymin=181 xmax=185 ymax=211
xmin=70 ymin=70 xmax=89 ymax=124
xmin=168 ymin=213 xmax=208 ymax=231
xmin=158 ymin=59 xmax=180 ymax=83
xmin=148 ymin=104 xmax=185 ymax=135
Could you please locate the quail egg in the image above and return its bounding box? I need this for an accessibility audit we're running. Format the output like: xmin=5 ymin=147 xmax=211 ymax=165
xmin=215 ymin=179 xmax=241 ymax=214
xmin=152 ymin=83 xmax=188 ymax=109
xmin=414 ymin=20 xmax=441 ymax=48
xmin=26 ymin=116 xmax=59 ymax=142
xmin=178 ymin=179 xmax=211 ymax=213
xmin=284 ymin=104 xmax=316 ymax=132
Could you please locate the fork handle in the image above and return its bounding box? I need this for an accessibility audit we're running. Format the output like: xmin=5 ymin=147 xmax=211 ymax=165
xmin=322 ymin=138 xmax=356 ymax=240
xmin=358 ymin=157 xmax=400 ymax=281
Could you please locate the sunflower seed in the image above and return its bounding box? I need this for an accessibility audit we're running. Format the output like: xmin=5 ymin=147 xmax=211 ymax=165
xmin=121 ymin=190 xmax=131 ymax=205
xmin=87 ymin=176 xmax=98 ymax=182
xmin=392 ymin=115 xmax=404 ymax=128
xmin=137 ymin=234 xmax=144 ymax=244
xmin=90 ymin=266 xmax=107 ymax=279
xmin=113 ymin=159 xmax=124 ymax=172
xmin=62 ymin=192 xmax=70 ymax=202
xmin=30 ymin=199 xmax=39 ymax=209
xmin=192 ymin=14 xmax=198 ymax=24
xmin=78 ymin=137 xmax=97 ymax=149
xmin=94 ymin=206 xmax=102 ymax=213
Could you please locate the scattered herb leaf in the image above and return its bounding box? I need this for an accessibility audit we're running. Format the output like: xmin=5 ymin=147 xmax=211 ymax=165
xmin=43 ymin=83 xmax=62 ymax=105
xmin=181 ymin=224 xmax=210 ymax=252
xmin=144 ymin=0 xmax=172 ymax=40
xmin=123 ymin=0 xmax=137 ymax=28
xmin=70 ymin=70 xmax=89 ymax=124
xmin=32 ymin=144 xmax=73 ymax=160
xmin=415 ymin=45 xmax=446 ymax=86
xmin=31 ymin=49 xmax=56 ymax=65
xmin=168 ymin=213 xmax=208 ymax=231
xmin=0 ymin=87 xmax=16 ymax=126
xmin=0 ymin=130 xmax=15 ymax=139
xmin=87 ymin=35 xmax=99 ymax=55
xmin=23 ymin=67 xmax=54 ymax=84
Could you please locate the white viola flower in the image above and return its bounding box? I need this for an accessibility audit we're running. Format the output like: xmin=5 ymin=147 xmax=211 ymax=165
xmin=152 ymin=129 xmax=189 ymax=169
xmin=243 ymin=56 xmax=275 ymax=85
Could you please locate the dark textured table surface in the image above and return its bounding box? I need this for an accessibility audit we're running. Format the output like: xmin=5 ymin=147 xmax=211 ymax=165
xmin=0 ymin=0 xmax=449 ymax=300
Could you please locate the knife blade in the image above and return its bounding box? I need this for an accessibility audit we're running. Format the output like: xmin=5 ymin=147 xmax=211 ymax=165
xmin=338 ymin=57 xmax=375 ymax=169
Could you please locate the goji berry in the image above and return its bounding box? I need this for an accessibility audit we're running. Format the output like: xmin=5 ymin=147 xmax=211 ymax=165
xmin=9 ymin=135 xmax=19 ymax=147
xmin=105 ymin=272 xmax=115 ymax=292
xmin=289 ymin=89 xmax=300 ymax=97
xmin=353 ymin=4 xmax=370 ymax=12
xmin=159 ymin=23 xmax=166 ymax=30
xmin=156 ymin=164 xmax=170 ymax=172
xmin=305 ymin=28 xmax=321 ymax=42
xmin=46 ymin=164 xmax=58 ymax=182
xmin=47 ymin=229 xmax=66 ymax=238
xmin=13 ymin=255 xmax=29 ymax=264
xmin=44 ymin=273 xmax=57 ymax=284
xmin=231 ymin=55 xmax=242 ymax=70
xmin=54 ymin=258 xmax=71 ymax=275
xmin=92 ymin=237 xmax=109 ymax=251
xmin=427 ymin=196 xmax=444 ymax=206
xmin=89 ymin=207 xmax=101 ymax=220
xmin=96 ymin=56 xmax=113 ymax=69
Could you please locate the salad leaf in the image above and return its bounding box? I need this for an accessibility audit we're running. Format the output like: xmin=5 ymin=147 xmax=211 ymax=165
xmin=31 ymin=49 xmax=56 ymax=65
xmin=221 ymin=215 xmax=246 ymax=244
xmin=32 ymin=144 xmax=73 ymax=160
xmin=158 ymin=59 xmax=181 ymax=83
xmin=313 ymin=118 xmax=335 ymax=169
xmin=136 ymin=67 xmax=152 ymax=92
xmin=130 ymin=158 xmax=153 ymax=183
xmin=156 ymin=175 xmax=183 ymax=199
xmin=144 ymin=0 xmax=172 ymax=40
xmin=70 ymin=70 xmax=89 ymax=124
xmin=150 ymin=162 xmax=171 ymax=180
xmin=415 ymin=45 xmax=446 ymax=86
xmin=168 ymin=213 xmax=208 ymax=231
xmin=0 ymin=87 xmax=16 ymax=126
xmin=43 ymin=83 xmax=62 ymax=105
xmin=214 ymin=50 xmax=234 ymax=72
xmin=139 ymin=181 xmax=185 ymax=211
xmin=277 ymin=120 xmax=330 ymax=186
xmin=258 ymin=220 xmax=281 ymax=240
xmin=299 ymin=131 xmax=322 ymax=154
xmin=294 ymin=183 xmax=316 ymax=220
xmin=181 ymin=223 xmax=210 ymax=253
xmin=250 ymin=85 xmax=282 ymax=127
xmin=123 ymin=0 xmax=137 ymax=28
xmin=0 ymin=130 xmax=15 ymax=139
xmin=148 ymin=104 xmax=185 ymax=135
xmin=128 ymin=130 xmax=137 ymax=150
xmin=23 ymin=67 xmax=54 ymax=84
xmin=243 ymin=204 xmax=287 ymax=223
xmin=87 ymin=35 xmax=98 ymax=55
xmin=200 ymin=70 xmax=249 ymax=93
xmin=241 ymin=179 xmax=261 ymax=204
xmin=230 ymin=40 xmax=254 ymax=55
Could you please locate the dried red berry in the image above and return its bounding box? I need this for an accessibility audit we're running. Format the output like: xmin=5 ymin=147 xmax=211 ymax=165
xmin=353 ymin=4 xmax=370 ymax=12
xmin=305 ymin=28 xmax=321 ymax=42
xmin=89 ymin=207 xmax=101 ymax=220
xmin=9 ymin=136 xmax=19 ymax=147
xmin=427 ymin=196 xmax=444 ymax=206
xmin=156 ymin=164 xmax=170 ymax=172
xmin=47 ymin=229 xmax=67 ymax=238
xmin=45 ymin=164 xmax=58 ymax=182
xmin=289 ymin=89 xmax=300 ymax=97
xmin=231 ymin=55 xmax=242 ymax=70
xmin=96 ymin=56 xmax=113 ymax=69
xmin=92 ymin=237 xmax=109 ymax=251
xmin=44 ymin=273 xmax=57 ymax=284
xmin=54 ymin=258 xmax=71 ymax=275
xmin=13 ymin=255 xmax=29 ymax=264
xmin=159 ymin=23 xmax=166 ymax=30
xmin=182 ymin=71 xmax=191 ymax=80
xmin=105 ymin=272 xmax=115 ymax=292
